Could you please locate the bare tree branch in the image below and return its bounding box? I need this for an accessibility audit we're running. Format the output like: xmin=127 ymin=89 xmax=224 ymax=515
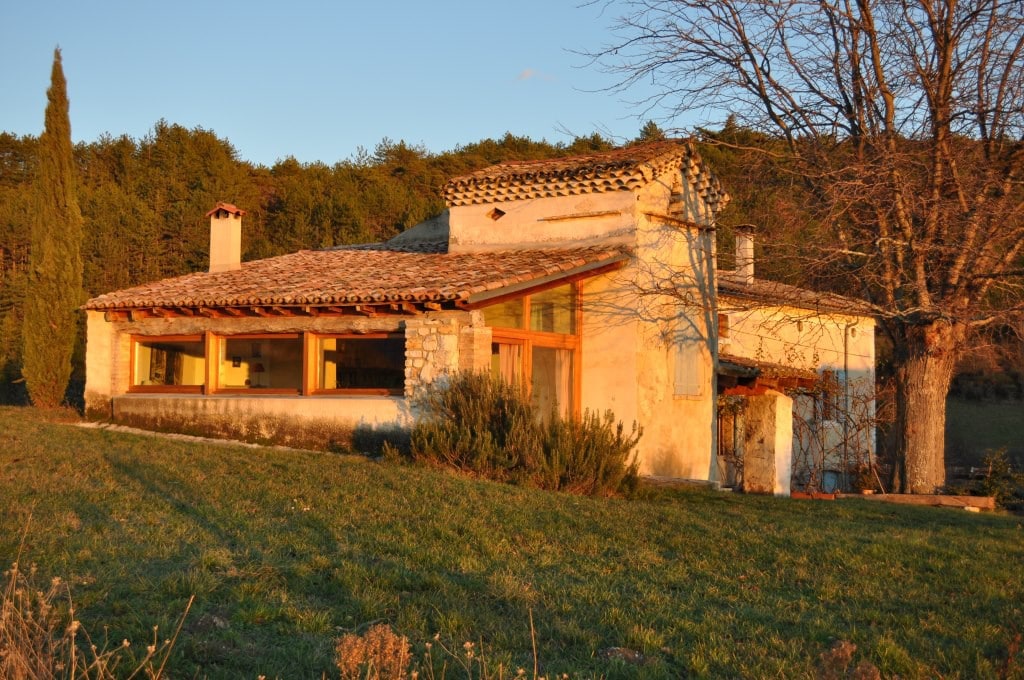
xmin=589 ymin=0 xmax=1024 ymax=492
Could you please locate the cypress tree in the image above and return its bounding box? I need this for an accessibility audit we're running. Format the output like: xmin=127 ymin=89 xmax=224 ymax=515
xmin=22 ymin=48 xmax=83 ymax=408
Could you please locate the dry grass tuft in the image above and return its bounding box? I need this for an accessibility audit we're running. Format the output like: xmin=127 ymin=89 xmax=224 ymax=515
xmin=336 ymin=623 xmax=413 ymax=680
xmin=0 ymin=562 xmax=69 ymax=680
xmin=816 ymin=640 xmax=880 ymax=680
xmin=1 ymin=527 xmax=191 ymax=680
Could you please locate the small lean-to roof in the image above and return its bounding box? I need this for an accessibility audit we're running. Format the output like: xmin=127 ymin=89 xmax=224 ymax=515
xmin=718 ymin=271 xmax=874 ymax=318
xmin=83 ymin=243 xmax=629 ymax=312
xmin=443 ymin=140 xmax=729 ymax=214
xmin=718 ymin=352 xmax=819 ymax=384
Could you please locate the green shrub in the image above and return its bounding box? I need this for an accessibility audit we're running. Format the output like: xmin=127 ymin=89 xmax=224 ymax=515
xmin=977 ymin=448 xmax=1024 ymax=509
xmin=540 ymin=409 xmax=641 ymax=496
xmin=410 ymin=373 xmax=541 ymax=481
xmin=410 ymin=372 xmax=640 ymax=495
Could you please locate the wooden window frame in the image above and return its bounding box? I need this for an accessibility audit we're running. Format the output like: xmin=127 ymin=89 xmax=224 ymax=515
xmin=485 ymin=281 xmax=583 ymax=418
xmin=128 ymin=334 xmax=206 ymax=394
xmin=309 ymin=332 xmax=406 ymax=397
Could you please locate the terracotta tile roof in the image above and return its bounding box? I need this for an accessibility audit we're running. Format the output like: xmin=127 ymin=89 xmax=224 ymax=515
xmin=718 ymin=271 xmax=874 ymax=317
xmin=205 ymin=202 xmax=246 ymax=217
xmin=443 ymin=140 xmax=729 ymax=214
xmin=84 ymin=244 xmax=629 ymax=311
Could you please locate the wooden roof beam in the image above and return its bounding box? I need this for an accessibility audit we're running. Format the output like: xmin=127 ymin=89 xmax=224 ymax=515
xmin=103 ymin=310 xmax=131 ymax=322
xmin=388 ymin=302 xmax=424 ymax=315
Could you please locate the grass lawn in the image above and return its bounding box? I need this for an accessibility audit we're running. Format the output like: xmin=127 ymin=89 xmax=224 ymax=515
xmin=2 ymin=407 xmax=1023 ymax=679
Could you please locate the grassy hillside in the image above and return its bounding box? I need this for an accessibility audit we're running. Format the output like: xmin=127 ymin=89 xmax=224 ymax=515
xmin=946 ymin=397 xmax=1024 ymax=466
xmin=2 ymin=407 xmax=1022 ymax=679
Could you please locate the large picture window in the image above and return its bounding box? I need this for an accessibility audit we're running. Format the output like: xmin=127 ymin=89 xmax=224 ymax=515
xmin=217 ymin=334 xmax=303 ymax=393
xmin=129 ymin=330 xmax=408 ymax=397
xmin=316 ymin=334 xmax=405 ymax=395
xmin=131 ymin=336 xmax=205 ymax=392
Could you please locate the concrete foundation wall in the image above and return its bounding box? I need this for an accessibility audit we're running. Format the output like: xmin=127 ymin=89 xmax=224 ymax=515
xmin=112 ymin=393 xmax=409 ymax=452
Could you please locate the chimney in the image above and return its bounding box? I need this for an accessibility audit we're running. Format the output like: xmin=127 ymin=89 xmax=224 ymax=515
xmin=206 ymin=202 xmax=246 ymax=273
xmin=735 ymin=224 xmax=755 ymax=285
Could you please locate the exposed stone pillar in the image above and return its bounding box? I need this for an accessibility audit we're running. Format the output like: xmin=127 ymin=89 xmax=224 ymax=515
xmin=742 ymin=389 xmax=793 ymax=496
xmin=404 ymin=314 xmax=468 ymax=396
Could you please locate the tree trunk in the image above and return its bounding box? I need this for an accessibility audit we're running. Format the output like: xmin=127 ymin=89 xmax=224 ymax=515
xmin=889 ymin=321 xmax=964 ymax=494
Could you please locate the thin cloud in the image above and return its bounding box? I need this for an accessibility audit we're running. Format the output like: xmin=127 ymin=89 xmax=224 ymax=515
xmin=517 ymin=68 xmax=556 ymax=82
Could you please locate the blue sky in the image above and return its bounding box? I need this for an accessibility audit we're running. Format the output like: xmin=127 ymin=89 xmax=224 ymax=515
xmin=0 ymin=1 xmax=680 ymax=167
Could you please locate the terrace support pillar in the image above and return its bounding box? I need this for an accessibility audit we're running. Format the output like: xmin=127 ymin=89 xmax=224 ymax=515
xmin=742 ymin=390 xmax=792 ymax=497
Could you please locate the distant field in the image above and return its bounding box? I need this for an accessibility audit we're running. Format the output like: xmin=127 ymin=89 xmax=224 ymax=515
xmin=946 ymin=397 xmax=1024 ymax=466
xmin=2 ymin=407 xmax=1023 ymax=679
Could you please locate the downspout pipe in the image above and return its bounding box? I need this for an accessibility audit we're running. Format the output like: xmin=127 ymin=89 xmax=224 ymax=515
xmin=842 ymin=321 xmax=854 ymax=489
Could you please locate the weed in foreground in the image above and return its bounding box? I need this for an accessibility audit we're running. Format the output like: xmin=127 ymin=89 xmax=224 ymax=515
xmin=337 ymin=623 xmax=413 ymax=680
xmin=815 ymin=640 xmax=880 ymax=680
xmin=0 ymin=558 xmax=191 ymax=680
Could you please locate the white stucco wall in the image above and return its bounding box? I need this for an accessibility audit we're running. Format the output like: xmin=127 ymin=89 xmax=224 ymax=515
xmin=448 ymin=192 xmax=637 ymax=251
xmin=571 ymin=176 xmax=718 ymax=479
xmin=84 ymin=310 xmax=115 ymax=417
xmin=720 ymin=303 xmax=875 ymax=379
xmin=720 ymin=299 xmax=877 ymax=484
xmin=580 ymin=273 xmax=641 ymax=435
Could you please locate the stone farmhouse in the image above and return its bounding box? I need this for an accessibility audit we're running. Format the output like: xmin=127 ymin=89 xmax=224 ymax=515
xmin=83 ymin=141 xmax=876 ymax=494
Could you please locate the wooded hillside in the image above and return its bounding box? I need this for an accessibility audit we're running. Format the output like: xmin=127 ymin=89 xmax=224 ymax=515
xmin=0 ymin=124 xmax=625 ymax=400
xmin=1 ymin=122 xmax=1020 ymax=403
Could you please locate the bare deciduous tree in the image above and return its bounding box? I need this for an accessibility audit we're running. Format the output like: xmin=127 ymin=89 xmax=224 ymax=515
xmin=591 ymin=0 xmax=1024 ymax=492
